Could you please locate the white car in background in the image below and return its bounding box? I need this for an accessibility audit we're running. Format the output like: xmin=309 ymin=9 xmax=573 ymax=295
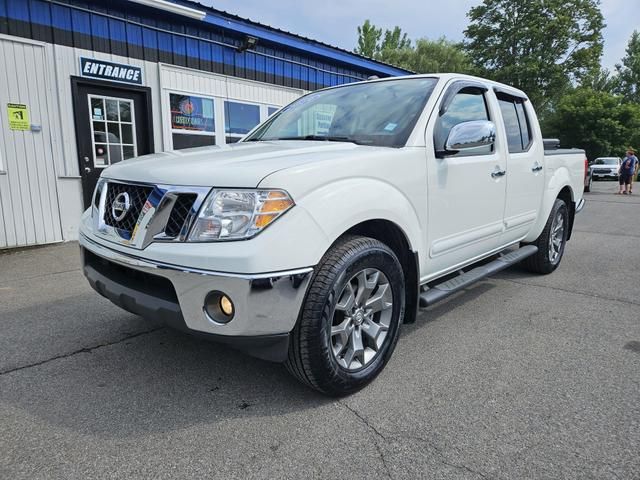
xmin=590 ymin=157 xmax=621 ymax=180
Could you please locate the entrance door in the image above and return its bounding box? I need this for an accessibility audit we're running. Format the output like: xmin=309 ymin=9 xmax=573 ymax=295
xmin=72 ymin=78 xmax=154 ymax=207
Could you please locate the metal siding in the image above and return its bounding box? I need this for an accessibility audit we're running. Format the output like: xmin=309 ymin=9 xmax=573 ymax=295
xmin=0 ymin=37 xmax=63 ymax=248
xmin=0 ymin=0 xmax=390 ymax=90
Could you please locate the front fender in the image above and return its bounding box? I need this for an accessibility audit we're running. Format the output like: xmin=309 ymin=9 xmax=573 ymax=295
xmin=296 ymin=177 xmax=424 ymax=256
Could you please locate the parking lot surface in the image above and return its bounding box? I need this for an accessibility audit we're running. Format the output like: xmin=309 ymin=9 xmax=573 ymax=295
xmin=1 ymin=179 xmax=639 ymax=480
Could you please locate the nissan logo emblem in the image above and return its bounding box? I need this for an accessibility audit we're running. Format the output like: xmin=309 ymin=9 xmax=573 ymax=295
xmin=111 ymin=192 xmax=131 ymax=222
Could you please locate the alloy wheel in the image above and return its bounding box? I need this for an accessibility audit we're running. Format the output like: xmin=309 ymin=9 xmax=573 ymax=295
xmin=330 ymin=268 xmax=393 ymax=371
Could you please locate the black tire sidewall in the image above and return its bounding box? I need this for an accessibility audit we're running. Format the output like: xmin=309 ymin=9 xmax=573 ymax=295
xmin=541 ymin=199 xmax=569 ymax=272
xmin=303 ymin=239 xmax=405 ymax=395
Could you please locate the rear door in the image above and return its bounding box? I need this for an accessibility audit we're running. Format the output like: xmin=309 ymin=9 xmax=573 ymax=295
xmin=425 ymin=81 xmax=507 ymax=278
xmin=495 ymin=91 xmax=545 ymax=244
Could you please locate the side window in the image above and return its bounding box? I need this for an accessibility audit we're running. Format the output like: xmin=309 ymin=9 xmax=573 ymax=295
xmin=515 ymin=101 xmax=532 ymax=149
xmin=498 ymin=98 xmax=522 ymax=153
xmin=497 ymin=93 xmax=532 ymax=153
xmin=434 ymin=88 xmax=491 ymax=157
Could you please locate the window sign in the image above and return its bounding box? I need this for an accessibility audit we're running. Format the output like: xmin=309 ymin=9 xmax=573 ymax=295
xmin=170 ymin=94 xmax=215 ymax=133
xmin=224 ymin=101 xmax=260 ymax=143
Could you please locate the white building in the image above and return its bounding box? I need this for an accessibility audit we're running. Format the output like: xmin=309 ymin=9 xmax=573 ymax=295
xmin=0 ymin=0 xmax=408 ymax=249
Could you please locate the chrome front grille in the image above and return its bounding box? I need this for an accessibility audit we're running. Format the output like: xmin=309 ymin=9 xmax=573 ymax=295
xmin=103 ymin=183 xmax=154 ymax=234
xmin=96 ymin=180 xmax=210 ymax=249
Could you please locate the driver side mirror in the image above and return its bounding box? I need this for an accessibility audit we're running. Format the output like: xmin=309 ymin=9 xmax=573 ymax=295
xmin=436 ymin=120 xmax=496 ymax=158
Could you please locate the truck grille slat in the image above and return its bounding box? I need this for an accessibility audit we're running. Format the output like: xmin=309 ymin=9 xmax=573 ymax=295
xmin=165 ymin=194 xmax=198 ymax=238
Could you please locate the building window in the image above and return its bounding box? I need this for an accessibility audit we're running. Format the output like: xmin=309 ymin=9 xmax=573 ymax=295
xmin=170 ymin=93 xmax=215 ymax=150
xmin=89 ymin=95 xmax=137 ymax=167
xmin=224 ymin=101 xmax=260 ymax=143
xmin=267 ymin=106 xmax=279 ymax=117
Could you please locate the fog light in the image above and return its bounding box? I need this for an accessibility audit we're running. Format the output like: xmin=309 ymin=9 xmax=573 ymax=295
xmin=204 ymin=291 xmax=234 ymax=324
xmin=220 ymin=295 xmax=234 ymax=316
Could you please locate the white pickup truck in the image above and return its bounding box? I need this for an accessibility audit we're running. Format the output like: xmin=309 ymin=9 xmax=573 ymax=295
xmin=80 ymin=74 xmax=586 ymax=396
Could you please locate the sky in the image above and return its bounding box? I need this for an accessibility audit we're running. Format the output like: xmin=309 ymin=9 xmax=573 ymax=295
xmin=200 ymin=0 xmax=638 ymax=72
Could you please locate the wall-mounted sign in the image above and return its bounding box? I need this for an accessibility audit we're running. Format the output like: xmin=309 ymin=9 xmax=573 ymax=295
xmin=80 ymin=57 xmax=143 ymax=85
xmin=170 ymin=94 xmax=215 ymax=132
xmin=7 ymin=103 xmax=29 ymax=131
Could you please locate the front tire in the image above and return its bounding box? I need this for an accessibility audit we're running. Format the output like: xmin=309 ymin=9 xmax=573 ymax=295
xmin=522 ymin=198 xmax=569 ymax=274
xmin=285 ymin=236 xmax=405 ymax=396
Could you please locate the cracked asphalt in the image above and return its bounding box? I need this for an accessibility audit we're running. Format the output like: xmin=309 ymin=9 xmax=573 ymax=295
xmin=1 ymin=180 xmax=639 ymax=480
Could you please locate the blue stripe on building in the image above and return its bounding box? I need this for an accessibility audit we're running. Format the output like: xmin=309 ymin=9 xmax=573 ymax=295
xmin=0 ymin=0 xmax=410 ymax=91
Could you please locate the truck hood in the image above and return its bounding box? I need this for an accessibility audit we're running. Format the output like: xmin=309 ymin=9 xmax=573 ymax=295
xmin=101 ymin=141 xmax=385 ymax=187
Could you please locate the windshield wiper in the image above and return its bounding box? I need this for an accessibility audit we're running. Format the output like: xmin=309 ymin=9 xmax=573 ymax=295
xmin=264 ymin=135 xmax=363 ymax=144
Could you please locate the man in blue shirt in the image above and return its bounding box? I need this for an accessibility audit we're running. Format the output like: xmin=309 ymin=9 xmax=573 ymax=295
xmin=619 ymin=149 xmax=638 ymax=195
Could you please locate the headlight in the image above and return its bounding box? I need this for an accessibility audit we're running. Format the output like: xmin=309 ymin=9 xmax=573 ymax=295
xmin=188 ymin=189 xmax=294 ymax=241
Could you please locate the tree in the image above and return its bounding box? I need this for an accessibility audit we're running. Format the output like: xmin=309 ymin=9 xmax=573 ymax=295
xmin=580 ymin=68 xmax=619 ymax=94
xmin=354 ymin=20 xmax=382 ymax=58
xmin=354 ymin=20 xmax=473 ymax=74
xmin=380 ymin=26 xmax=411 ymax=52
xmin=543 ymin=87 xmax=640 ymax=160
xmin=463 ymin=0 xmax=604 ymax=113
xmin=379 ymin=38 xmax=475 ymax=74
xmin=615 ymin=30 xmax=640 ymax=103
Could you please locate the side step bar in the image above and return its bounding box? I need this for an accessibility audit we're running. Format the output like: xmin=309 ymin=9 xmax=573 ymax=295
xmin=419 ymin=245 xmax=538 ymax=308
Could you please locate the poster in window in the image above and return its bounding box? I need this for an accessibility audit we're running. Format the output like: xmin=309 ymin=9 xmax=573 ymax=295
xmin=170 ymin=94 xmax=215 ymax=132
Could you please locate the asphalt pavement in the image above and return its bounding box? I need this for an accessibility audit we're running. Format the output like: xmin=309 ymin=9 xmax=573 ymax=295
xmin=1 ymin=179 xmax=639 ymax=480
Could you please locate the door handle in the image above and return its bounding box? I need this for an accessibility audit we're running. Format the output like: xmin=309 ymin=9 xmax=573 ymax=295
xmin=83 ymin=156 xmax=90 ymax=163
xmin=84 ymin=167 xmax=92 ymax=174
xmin=532 ymin=164 xmax=543 ymax=172
xmin=491 ymin=169 xmax=506 ymax=178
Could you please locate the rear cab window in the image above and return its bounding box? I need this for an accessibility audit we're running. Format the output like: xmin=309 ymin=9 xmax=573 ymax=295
xmin=496 ymin=92 xmax=533 ymax=153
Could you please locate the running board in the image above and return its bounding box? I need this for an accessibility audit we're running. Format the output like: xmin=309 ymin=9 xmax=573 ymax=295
xmin=419 ymin=245 xmax=538 ymax=308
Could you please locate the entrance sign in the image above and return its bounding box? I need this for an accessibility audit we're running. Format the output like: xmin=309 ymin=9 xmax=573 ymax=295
xmin=80 ymin=57 xmax=143 ymax=85
xmin=7 ymin=103 xmax=29 ymax=130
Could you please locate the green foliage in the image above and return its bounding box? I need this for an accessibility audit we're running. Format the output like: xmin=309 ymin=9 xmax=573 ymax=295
xmin=615 ymin=30 xmax=640 ymax=103
xmin=380 ymin=26 xmax=411 ymax=52
xmin=463 ymin=0 xmax=604 ymax=112
xmin=355 ymin=20 xmax=382 ymax=58
xmin=580 ymin=68 xmax=619 ymax=94
xmin=543 ymin=88 xmax=640 ymax=159
xmin=379 ymin=38 xmax=475 ymax=74
xmin=355 ymin=20 xmax=473 ymax=74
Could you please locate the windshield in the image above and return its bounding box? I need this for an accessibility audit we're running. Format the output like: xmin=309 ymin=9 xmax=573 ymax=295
xmin=245 ymin=77 xmax=438 ymax=148
xmin=595 ymin=158 xmax=618 ymax=165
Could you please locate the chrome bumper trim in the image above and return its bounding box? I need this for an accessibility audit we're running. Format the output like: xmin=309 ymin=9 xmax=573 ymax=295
xmin=79 ymin=233 xmax=314 ymax=337
xmin=79 ymin=233 xmax=313 ymax=279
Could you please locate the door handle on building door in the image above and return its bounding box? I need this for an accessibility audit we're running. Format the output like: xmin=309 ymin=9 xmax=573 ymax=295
xmin=84 ymin=167 xmax=92 ymax=174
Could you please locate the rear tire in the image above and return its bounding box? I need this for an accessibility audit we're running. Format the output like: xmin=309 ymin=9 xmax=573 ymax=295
xmin=285 ymin=236 xmax=405 ymax=396
xmin=584 ymin=175 xmax=592 ymax=192
xmin=522 ymin=198 xmax=569 ymax=274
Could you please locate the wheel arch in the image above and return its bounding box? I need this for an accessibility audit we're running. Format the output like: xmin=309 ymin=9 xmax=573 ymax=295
xmin=343 ymin=219 xmax=419 ymax=324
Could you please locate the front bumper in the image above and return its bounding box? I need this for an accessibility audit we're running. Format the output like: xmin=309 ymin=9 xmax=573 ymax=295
xmin=79 ymin=234 xmax=313 ymax=362
xmin=591 ymin=171 xmax=618 ymax=179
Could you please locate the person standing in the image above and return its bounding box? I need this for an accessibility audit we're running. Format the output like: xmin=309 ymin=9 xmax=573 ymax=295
xmin=619 ymin=149 xmax=638 ymax=195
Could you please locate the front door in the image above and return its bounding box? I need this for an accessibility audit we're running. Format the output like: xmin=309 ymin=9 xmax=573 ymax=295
xmin=424 ymin=81 xmax=507 ymax=279
xmin=72 ymin=78 xmax=154 ymax=207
